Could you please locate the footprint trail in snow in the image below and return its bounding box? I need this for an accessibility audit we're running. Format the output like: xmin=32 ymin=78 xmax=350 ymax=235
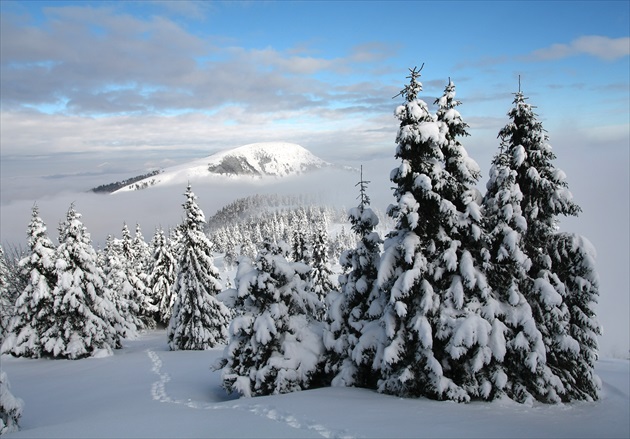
xmin=146 ymin=349 xmax=356 ymax=438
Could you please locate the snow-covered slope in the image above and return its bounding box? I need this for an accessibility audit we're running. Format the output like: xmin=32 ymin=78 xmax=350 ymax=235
xmin=2 ymin=330 xmax=628 ymax=438
xmin=114 ymin=142 xmax=330 ymax=193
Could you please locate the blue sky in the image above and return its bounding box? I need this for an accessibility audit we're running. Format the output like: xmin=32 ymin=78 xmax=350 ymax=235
xmin=1 ymin=0 xmax=628 ymax=180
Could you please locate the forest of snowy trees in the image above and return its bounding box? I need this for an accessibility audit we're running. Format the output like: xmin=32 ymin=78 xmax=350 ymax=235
xmin=0 ymin=67 xmax=601 ymax=433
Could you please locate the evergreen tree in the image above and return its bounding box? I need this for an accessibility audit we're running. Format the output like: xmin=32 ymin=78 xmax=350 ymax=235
xmin=1 ymin=205 xmax=57 ymax=358
xmin=324 ymin=167 xmax=383 ymax=388
xmin=430 ymin=79 xmax=505 ymax=400
xmin=291 ymin=208 xmax=311 ymax=263
xmin=167 ymin=185 xmax=231 ymax=350
xmin=217 ymin=241 xmax=324 ymax=397
xmin=120 ymin=223 xmax=156 ymax=329
xmin=41 ymin=204 xmax=117 ymax=359
xmin=549 ymin=232 xmax=602 ymax=401
xmin=308 ymin=219 xmax=335 ymax=320
xmin=496 ymin=88 xmax=587 ymax=402
xmin=483 ymin=151 xmax=564 ymax=403
xmin=0 ymin=246 xmax=15 ymax=340
xmin=147 ymin=227 xmax=178 ymax=326
xmin=0 ymin=370 xmax=23 ymax=435
xmin=133 ymin=223 xmax=152 ymax=275
xmin=0 ymin=246 xmax=26 ymax=339
xmin=375 ymin=68 xmax=497 ymax=402
xmin=99 ymin=234 xmax=141 ymax=342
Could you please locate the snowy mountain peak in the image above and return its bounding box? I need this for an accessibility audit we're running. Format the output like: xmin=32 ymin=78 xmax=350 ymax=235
xmin=113 ymin=142 xmax=331 ymax=193
xmin=207 ymin=142 xmax=329 ymax=177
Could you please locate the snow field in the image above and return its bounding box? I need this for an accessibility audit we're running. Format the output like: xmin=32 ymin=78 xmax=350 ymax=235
xmin=1 ymin=329 xmax=628 ymax=439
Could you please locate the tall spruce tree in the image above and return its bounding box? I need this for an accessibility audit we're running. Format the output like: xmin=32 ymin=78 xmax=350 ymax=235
xmin=217 ymin=241 xmax=324 ymax=397
xmin=324 ymin=167 xmax=383 ymax=388
xmin=99 ymin=234 xmax=141 ymax=342
xmin=376 ymin=67 xmax=464 ymax=400
xmin=375 ymin=68 xmax=497 ymax=402
xmin=549 ymin=233 xmax=601 ymax=401
xmin=167 ymin=185 xmax=231 ymax=350
xmin=1 ymin=205 xmax=57 ymax=358
xmin=120 ymin=223 xmax=156 ymax=329
xmin=496 ymin=88 xmax=591 ymax=402
xmin=291 ymin=208 xmax=311 ymax=263
xmin=431 ymin=79 xmax=506 ymax=400
xmin=0 ymin=247 xmax=24 ymax=435
xmin=483 ymin=151 xmax=565 ymax=403
xmin=42 ymin=204 xmax=117 ymax=359
xmin=147 ymin=227 xmax=178 ymax=326
xmin=308 ymin=218 xmax=335 ymax=320
xmin=0 ymin=247 xmax=10 ymax=338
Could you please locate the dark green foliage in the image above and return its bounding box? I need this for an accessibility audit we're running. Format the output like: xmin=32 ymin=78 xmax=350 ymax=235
xmin=90 ymin=170 xmax=162 ymax=193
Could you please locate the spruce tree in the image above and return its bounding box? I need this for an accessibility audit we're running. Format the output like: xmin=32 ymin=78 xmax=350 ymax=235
xmin=308 ymin=219 xmax=335 ymax=320
xmin=0 ymin=370 xmax=23 ymax=435
xmin=1 ymin=205 xmax=57 ymax=358
xmin=42 ymin=204 xmax=117 ymax=359
xmin=549 ymin=232 xmax=601 ymax=401
xmin=431 ymin=79 xmax=505 ymax=400
xmin=0 ymin=246 xmax=11 ymax=339
xmin=120 ymin=223 xmax=156 ymax=329
xmin=324 ymin=167 xmax=383 ymax=388
xmin=218 ymin=241 xmax=324 ymax=396
xmin=496 ymin=88 xmax=589 ymax=402
xmin=147 ymin=227 xmax=178 ymax=326
xmin=0 ymin=246 xmax=27 ymax=339
xmin=167 ymin=185 xmax=231 ymax=350
xmin=99 ymin=234 xmax=141 ymax=342
xmin=483 ymin=151 xmax=564 ymax=403
xmin=291 ymin=208 xmax=311 ymax=263
xmin=375 ymin=68 xmax=496 ymax=402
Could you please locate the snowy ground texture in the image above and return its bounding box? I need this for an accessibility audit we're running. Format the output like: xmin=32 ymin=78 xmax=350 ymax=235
xmin=1 ymin=329 xmax=628 ymax=439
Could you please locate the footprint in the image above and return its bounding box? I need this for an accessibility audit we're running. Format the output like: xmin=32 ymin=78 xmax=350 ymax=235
xmin=145 ymin=349 xmax=356 ymax=438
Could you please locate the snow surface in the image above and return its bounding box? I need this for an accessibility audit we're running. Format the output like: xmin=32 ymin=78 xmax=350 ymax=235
xmin=113 ymin=142 xmax=330 ymax=193
xmin=1 ymin=329 xmax=628 ymax=439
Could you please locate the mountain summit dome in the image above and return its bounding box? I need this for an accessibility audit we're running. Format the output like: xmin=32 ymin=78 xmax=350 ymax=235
xmin=113 ymin=142 xmax=331 ymax=192
xmin=206 ymin=142 xmax=329 ymax=177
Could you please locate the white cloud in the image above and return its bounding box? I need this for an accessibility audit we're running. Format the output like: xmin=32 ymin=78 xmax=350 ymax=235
xmin=528 ymin=35 xmax=630 ymax=61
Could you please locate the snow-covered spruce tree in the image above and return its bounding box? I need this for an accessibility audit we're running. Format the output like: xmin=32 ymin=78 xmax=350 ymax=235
xmin=308 ymin=219 xmax=336 ymax=320
xmin=291 ymin=208 xmax=311 ymax=263
xmin=99 ymin=234 xmax=141 ymax=343
xmin=167 ymin=185 xmax=231 ymax=350
xmin=147 ymin=227 xmax=178 ymax=326
xmin=496 ymin=89 xmax=592 ymax=402
xmin=0 ymin=246 xmax=26 ymax=339
xmin=120 ymin=223 xmax=157 ymax=329
xmin=483 ymin=151 xmax=565 ymax=403
xmin=132 ymin=223 xmax=152 ymax=275
xmin=324 ymin=167 xmax=383 ymax=388
xmin=0 ymin=247 xmax=14 ymax=340
xmin=0 ymin=369 xmax=23 ymax=435
xmin=375 ymin=68 xmax=496 ymax=402
xmin=1 ymin=205 xmax=58 ymax=358
xmin=217 ymin=240 xmax=324 ymax=397
xmin=430 ymin=79 xmax=508 ymax=400
xmin=42 ymin=204 xmax=117 ymax=359
xmin=549 ymin=232 xmax=601 ymax=401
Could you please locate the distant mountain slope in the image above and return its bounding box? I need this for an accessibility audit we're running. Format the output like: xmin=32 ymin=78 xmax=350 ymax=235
xmin=113 ymin=142 xmax=331 ymax=193
xmin=90 ymin=170 xmax=163 ymax=194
